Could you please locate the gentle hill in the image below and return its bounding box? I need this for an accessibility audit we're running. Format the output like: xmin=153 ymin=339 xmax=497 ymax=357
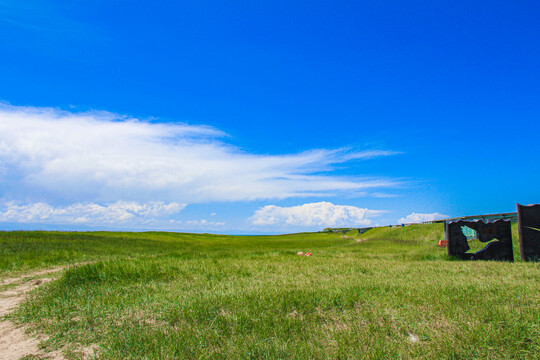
xmin=1 ymin=226 xmax=538 ymax=359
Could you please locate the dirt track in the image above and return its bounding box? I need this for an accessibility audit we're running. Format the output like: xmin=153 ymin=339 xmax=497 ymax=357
xmin=0 ymin=268 xmax=65 ymax=360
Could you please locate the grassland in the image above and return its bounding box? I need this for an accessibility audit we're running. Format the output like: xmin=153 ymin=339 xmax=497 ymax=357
xmin=1 ymin=224 xmax=539 ymax=359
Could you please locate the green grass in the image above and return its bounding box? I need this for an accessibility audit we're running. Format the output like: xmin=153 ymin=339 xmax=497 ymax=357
xmin=2 ymin=225 xmax=539 ymax=359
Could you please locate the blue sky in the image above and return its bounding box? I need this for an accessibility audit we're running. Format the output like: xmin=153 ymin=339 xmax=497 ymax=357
xmin=0 ymin=1 xmax=538 ymax=233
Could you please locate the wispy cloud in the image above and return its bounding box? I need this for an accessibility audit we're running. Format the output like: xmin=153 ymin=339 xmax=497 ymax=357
xmin=251 ymin=201 xmax=384 ymax=228
xmin=398 ymin=212 xmax=448 ymax=224
xmin=0 ymin=104 xmax=400 ymax=207
xmin=169 ymin=219 xmax=225 ymax=227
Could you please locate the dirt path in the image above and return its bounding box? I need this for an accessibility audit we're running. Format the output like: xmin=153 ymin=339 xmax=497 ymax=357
xmin=1 ymin=266 xmax=70 ymax=287
xmin=0 ymin=267 xmax=68 ymax=360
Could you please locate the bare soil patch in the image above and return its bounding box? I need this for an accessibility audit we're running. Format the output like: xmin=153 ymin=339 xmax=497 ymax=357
xmin=0 ymin=269 xmax=65 ymax=359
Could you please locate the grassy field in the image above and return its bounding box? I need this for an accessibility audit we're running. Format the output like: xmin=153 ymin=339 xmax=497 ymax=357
xmin=1 ymin=224 xmax=539 ymax=359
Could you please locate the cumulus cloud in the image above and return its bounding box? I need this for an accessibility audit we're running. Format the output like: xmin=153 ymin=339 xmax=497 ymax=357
xmin=0 ymin=201 xmax=185 ymax=225
xmin=398 ymin=212 xmax=448 ymax=224
xmin=0 ymin=104 xmax=399 ymax=205
xmin=251 ymin=201 xmax=383 ymax=228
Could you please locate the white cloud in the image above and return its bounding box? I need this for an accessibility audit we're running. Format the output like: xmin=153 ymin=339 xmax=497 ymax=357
xmin=0 ymin=104 xmax=399 ymax=206
xmin=170 ymin=219 xmax=225 ymax=227
xmin=370 ymin=192 xmax=398 ymax=198
xmin=251 ymin=201 xmax=383 ymax=228
xmin=398 ymin=212 xmax=448 ymax=224
xmin=0 ymin=201 xmax=185 ymax=225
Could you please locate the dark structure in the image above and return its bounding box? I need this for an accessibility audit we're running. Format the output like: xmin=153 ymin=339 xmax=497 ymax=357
xmin=446 ymin=219 xmax=513 ymax=261
xmin=357 ymin=227 xmax=373 ymax=235
xmin=517 ymin=203 xmax=540 ymax=261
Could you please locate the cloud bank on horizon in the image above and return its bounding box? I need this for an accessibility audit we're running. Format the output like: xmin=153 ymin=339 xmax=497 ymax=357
xmin=0 ymin=104 xmax=409 ymax=230
xmin=0 ymin=201 xmax=185 ymax=225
